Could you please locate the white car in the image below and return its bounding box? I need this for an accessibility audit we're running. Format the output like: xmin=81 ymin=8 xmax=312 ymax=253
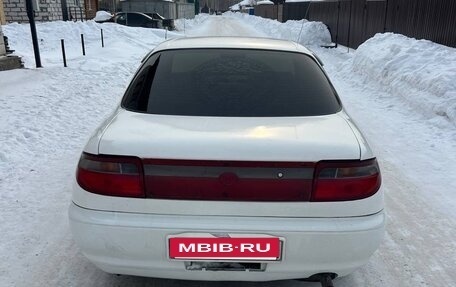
xmin=69 ymin=37 xmax=384 ymax=283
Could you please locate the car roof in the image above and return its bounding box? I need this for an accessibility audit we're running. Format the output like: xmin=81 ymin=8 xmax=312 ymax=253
xmin=153 ymin=37 xmax=314 ymax=55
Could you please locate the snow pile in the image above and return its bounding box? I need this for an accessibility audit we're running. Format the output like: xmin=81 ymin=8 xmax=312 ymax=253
xmin=176 ymin=12 xmax=331 ymax=47
xmin=2 ymin=20 xmax=179 ymax=68
xmin=349 ymin=33 xmax=456 ymax=125
xmin=174 ymin=13 xmax=210 ymax=32
xmin=226 ymin=12 xmax=331 ymax=46
xmin=93 ymin=11 xmax=112 ymax=22
xmin=256 ymin=0 xmax=274 ymax=4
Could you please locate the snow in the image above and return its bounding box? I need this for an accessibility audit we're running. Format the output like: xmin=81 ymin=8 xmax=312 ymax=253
xmin=2 ymin=20 xmax=180 ymax=68
xmin=351 ymin=33 xmax=456 ymax=125
xmin=229 ymin=0 xmax=254 ymax=10
xmin=226 ymin=12 xmax=331 ymax=46
xmin=237 ymin=0 xmax=254 ymax=6
xmin=174 ymin=14 xmax=211 ymax=34
xmin=1 ymin=14 xmax=456 ymax=287
xmin=93 ymin=11 xmax=112 ymax=22
xmin=285 ymin=0 xmax=326 ymax=2
xmin=176 ymin=14 xmax=267 ymax=37
xmin=256 ymin=0 xmax=274 ymax=5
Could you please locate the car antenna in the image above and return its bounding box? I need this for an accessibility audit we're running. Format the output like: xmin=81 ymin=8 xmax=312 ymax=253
xmin=297 ymin=0 xmax=314 ymax=44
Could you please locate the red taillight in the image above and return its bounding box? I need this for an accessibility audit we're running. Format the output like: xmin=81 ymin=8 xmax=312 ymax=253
xmin=311 ymin=159 xmax=381 ymax=201
xmin=76 ymin=153 xmax=145 ymax=198
xmin=76 ymin=153 xmax=380 ymax=202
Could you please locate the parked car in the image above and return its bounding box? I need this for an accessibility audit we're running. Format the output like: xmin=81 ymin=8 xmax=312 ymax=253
xmin=69 ymin=37 xmax=384 ymax=283
xmin=145 ymin=12 xmax=175 ymax=30
xmin=96 ymin=12 xmax=174 ymax=30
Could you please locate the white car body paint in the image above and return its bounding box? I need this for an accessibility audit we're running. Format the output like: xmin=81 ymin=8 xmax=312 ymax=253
xmin=69 ymin=36 xmax=384 ymax=281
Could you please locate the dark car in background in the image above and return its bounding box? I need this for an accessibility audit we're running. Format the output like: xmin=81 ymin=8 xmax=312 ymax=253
xmin=97 ymin=12 xmax=175 ymax=30
xmin=145 ymin=12 xmax=175 ymax=30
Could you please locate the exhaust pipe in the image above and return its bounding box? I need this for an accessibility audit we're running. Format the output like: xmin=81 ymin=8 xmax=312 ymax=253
xmin=319 ymin=273 xmax=335 ymax=287
xmin=296 ymin=273 xmax=336 ymax=287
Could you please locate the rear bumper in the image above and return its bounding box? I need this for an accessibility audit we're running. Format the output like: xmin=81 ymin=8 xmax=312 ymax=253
xmin=68 ymin=203 xmax=385 ymax=281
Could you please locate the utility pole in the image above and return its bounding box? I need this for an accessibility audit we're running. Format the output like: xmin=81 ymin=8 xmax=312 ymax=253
xmin=25 ymin=0 xmax=42 ymax=68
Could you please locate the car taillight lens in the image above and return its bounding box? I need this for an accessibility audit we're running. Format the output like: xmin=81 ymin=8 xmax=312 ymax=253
xmin=312 ymin=159 xmax=381 ymax=201
xmin=76 ymin=153 xmax=381 ymax=202
xmin=76 ymin=153 xmax=145 ymax=198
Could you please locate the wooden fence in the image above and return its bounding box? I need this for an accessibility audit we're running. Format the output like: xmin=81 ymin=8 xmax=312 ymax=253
xmin=277 ymin=0 xmax=456 ymax=48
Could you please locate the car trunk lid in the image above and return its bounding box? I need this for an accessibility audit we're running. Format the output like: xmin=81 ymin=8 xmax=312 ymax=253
xmin=98 ymin=109 xmax=360 ymax=162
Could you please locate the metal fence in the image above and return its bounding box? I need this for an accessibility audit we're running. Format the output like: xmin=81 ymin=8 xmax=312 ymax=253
xmin=69 ymin=6 xmax=86 ymax=21
xmin=281 ymin=0 xmax=456 ymax=49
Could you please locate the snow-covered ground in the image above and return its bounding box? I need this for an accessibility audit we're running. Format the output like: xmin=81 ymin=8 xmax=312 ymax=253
xmin=1 ymin=14 xmax=455 ymax=287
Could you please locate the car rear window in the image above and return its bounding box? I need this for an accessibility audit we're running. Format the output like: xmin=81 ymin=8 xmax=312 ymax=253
xmin=122 ymin=49 xmax=341 ymax=117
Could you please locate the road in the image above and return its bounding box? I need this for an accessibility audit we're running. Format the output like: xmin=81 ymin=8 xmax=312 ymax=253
xmin=1 ymin=15 xmax=455 ymax=287
xmin=184 ymin=15 xmax=267 ymax=37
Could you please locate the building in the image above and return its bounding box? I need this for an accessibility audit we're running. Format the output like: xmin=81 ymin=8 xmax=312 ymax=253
xmin=199 ymin=0 xmax=237 ymax=12
xmin=119 ymin=0 xmax=195 ymax=19
xmin=2 ymin=0 xmax=194 ymax=23
xmin=1 ymin=0 xmax=97 ymax=22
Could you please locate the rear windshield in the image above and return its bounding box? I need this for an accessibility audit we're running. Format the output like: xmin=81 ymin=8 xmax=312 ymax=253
xmin=122 ymin=49 xmax=341 ymax=117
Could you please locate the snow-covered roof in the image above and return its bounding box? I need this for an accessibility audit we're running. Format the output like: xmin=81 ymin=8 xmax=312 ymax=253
xmin=257 ymin=0 xmax=274 ymax=4
xmin=286 ymin=0 xmax=327 ymax=2
xmin=230 ymin=0 xmax=254 ymax=10
xmin=239 ymin=0 xmax=254 ymax=5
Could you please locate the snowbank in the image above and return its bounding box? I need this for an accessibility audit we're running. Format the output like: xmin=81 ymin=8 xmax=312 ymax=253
xmin=176 ymin=13 xmax=331 ymax=47
xmin=174 ymin=14 xmax=210 ymax=32
xmin=226 ymin=12 xmax=331 ymax=46
xmin=2 ymin=20 xmax=179 ymax=68
xmin=349 ymin=33 xmax=456 ymax=125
